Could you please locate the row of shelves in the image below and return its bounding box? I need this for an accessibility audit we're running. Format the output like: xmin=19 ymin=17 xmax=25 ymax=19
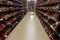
xmin=37 ymin=9 xmax=60 ymax=22
xmin=36 ymin=8 xmax=60 ymax=39
xmin=37 ymin=7 xmax=60 ymax=13
xmin=0 ymin=9 xmax=27 ymax=22
xmin=0 ymin=0 xmax=27 ymax=40
xmin=37 ymin=2 xmax=60 ymax=13
xmin=0 ymin=10 xmax=27 ymax=40
xmin=8 ymin=0 xmax=25 ymax=5
xmin=0 ymin=7 xmax=26 ymax=13
xmin=0 ymin=6 xmax=26 ymax=13
xmin=36 ymin=9 xmax=60 ymax=40
xmin=36 ymin=10 xmax=60 ymax=40
xmin=0 ymin=9 xmax=27 ymax=39
xmin=36 ymin=12 xmax=59 ymax=40
xmin=37 ymin=0 xmax=60 ymax=7
xmin=0 ymin=0 xmax=26 ymax=7
xmin=36 ymin=0 xmax=60 ymax=40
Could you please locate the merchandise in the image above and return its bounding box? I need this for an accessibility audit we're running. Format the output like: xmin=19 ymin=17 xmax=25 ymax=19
xmin=0 ymin=0 xmax=27 ymax=40
xmin=36 ymin=0 xmax=60 ymax=40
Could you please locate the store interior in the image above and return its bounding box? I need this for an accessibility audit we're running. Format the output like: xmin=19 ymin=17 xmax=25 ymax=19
xmin=0 ymin=0 xmax=60 ymax=40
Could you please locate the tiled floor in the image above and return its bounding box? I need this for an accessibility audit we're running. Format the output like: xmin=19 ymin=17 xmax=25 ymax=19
xmin=5 ymin=12 xmax=50 ymax=40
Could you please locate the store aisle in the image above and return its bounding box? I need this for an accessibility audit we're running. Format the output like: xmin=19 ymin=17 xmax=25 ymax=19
xmin=5 ymin=12 xmax=50 ymax=40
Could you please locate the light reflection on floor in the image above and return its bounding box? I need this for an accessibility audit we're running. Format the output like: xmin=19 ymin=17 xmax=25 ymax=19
xmin=30 ymin=12 xmax=34 ymax=19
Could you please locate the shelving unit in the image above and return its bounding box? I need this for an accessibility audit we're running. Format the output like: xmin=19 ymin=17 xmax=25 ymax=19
xmin=0 ymin=0 xmax=27 ymax=40
xmin=36 ymin=0 xmax=60 ymax=40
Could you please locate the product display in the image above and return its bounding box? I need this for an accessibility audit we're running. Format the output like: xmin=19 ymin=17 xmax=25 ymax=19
xmin=0 ymin=0 xmax=27 ymax=40
xmin=36 ymin=0 xmax=60 ymax=40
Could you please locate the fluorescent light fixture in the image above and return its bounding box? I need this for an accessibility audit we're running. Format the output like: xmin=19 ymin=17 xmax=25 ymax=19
xmin=27 ymin=0 xmax=30 ymax=1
